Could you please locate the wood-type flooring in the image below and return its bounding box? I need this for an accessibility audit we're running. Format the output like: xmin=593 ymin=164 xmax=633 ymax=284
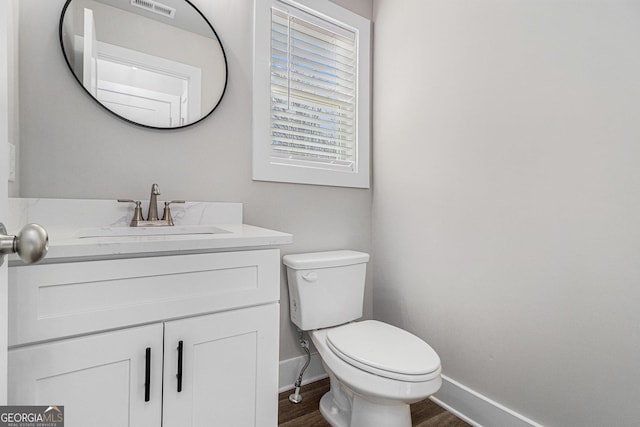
xmin=278 ymin=378 xmax=471 ymax=427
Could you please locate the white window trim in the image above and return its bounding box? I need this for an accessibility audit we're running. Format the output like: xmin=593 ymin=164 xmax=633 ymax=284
xmin=253 ymin=0 xmax=371 ymax=188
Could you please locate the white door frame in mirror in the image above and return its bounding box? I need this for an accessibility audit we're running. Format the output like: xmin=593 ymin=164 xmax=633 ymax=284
xmin=73 ymin=34 xmax=202 ymax=127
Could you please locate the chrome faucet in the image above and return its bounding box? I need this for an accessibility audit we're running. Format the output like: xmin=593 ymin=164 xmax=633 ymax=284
xmin=147 ymin=183 xmax=161 ymax=221
xmin=118 ymin=183 xmax=185 ymax=227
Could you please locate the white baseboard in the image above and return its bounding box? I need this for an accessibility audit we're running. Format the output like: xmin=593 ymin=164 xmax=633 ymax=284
xmin=279 ymin=359 xmax=543 ymax=427
xmin=278 ymin=352 xmax=328 ymax=393
xmin=431 ymin=375 xmax=544 ymax=427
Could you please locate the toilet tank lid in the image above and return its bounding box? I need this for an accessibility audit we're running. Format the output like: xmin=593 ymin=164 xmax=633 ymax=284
xmin=283 ymin=250 xmax=370 ymax=270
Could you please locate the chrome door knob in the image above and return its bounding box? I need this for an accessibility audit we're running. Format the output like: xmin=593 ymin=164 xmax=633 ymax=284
xmin=0 ymin=222 xmax=49 ymax=265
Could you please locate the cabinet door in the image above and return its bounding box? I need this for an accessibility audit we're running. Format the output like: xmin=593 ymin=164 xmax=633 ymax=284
xmin=163 ymin=304 xmax=279 ymax=427
xmin=8 ymin=324 xmax=163 ymax=427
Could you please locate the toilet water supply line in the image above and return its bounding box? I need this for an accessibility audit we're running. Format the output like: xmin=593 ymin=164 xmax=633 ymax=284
xmin=289 ymin=330 xmax=311 ymax=404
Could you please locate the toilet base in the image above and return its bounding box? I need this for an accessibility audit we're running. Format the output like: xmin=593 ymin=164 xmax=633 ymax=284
xmin=318 ymin=375 xmax=413 ymax=427
xmin=319 ymin=392 xmax=349 ymax=427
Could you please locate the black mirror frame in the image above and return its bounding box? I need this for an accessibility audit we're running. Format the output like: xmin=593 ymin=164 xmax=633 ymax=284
xmin=58 ymin=0 xmax=229 ymax=130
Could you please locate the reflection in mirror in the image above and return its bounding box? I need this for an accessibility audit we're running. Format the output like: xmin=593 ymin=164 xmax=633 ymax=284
xmin=59 ymin=0 xmax=228 ymax=129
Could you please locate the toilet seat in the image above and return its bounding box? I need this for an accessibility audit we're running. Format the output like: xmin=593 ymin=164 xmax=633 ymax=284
xmin=326 ymin=320 xmax=441 ymax=382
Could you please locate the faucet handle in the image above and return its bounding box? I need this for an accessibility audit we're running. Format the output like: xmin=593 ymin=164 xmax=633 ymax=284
xmin=118 ymin=199 xmax=144 ymax=226
xmin=161 ymin=201 xmax=185 ymax=226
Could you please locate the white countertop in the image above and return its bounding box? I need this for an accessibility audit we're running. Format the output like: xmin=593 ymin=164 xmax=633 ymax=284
xmin=11 ymin=224 xmax=293 ymax=264
xmin=8 ymin=198 xmax=293 ymax=264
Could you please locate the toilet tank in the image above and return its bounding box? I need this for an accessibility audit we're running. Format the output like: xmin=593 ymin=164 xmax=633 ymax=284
xmin=283 ymin=250 xmax=370 ymax=331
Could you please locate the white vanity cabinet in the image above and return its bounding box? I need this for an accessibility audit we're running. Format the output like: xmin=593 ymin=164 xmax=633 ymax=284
xmin=9 ymin=324 xmax=165 ymax=427
xmin=7 ymin=249 xmax=281 ymax=427
xmin=162 ymin=304 xmax=278 ymax=427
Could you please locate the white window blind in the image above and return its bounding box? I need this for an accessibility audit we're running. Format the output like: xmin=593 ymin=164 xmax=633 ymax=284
xmin=270 ymin=6 xmax=357 ymax=172
xmin=254 ymin=0 xmax=370 ymax=188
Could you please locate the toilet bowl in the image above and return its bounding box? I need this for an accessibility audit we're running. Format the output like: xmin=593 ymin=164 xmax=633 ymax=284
xmin=283 ymin=250 xmax=442 ymax=427
xmin=310 ymin=321 xmax=441 ymax=427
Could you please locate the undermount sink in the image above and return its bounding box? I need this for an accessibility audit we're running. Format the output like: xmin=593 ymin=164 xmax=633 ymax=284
xmin=74 ymin=225 xmax=231 ymax=238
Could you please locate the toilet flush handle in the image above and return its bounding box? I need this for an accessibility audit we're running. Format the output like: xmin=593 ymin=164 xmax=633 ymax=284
xmin=302 ymin=272 xmax=318 ymax=282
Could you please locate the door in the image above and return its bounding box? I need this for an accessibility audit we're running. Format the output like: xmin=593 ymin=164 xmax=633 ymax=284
xmin=97 ymin=79 xmax=180 ymax=128
xmin=163 ymin=304 xmax=280 ymax=427
xmin=0 ymin=0 xmax=14 ymax=405
xmin=8 ymin=324 xmax=164 ymax=427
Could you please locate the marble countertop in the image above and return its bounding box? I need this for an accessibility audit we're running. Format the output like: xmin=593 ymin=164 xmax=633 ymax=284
xmin=8 ymin=198 xmax=293 ymax=265
xmin=9 ymin=224 xmax=293 ymax=264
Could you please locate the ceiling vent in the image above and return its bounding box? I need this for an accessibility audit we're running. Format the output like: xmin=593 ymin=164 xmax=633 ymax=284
xmin=130 ymin=0 xmax=176 ymax=19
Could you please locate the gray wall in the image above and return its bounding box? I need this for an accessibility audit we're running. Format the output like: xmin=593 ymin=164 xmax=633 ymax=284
xmin=372 ymin=0 xmax=640 ymax=425
xmin=18 ymin=0 xmax=373 ymax=362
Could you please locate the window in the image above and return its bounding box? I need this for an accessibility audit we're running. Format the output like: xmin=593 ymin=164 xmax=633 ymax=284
xmin=253 ymin=0 xmax=371 ymax=188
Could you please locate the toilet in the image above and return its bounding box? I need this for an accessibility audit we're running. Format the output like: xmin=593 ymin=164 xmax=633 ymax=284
xmin=283 ymin=250 xmax=442 ymax=427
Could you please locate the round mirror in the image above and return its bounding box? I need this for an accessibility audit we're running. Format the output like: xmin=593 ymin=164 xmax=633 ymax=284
xmin=59 ymin=0 xmax=228 ymax=129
